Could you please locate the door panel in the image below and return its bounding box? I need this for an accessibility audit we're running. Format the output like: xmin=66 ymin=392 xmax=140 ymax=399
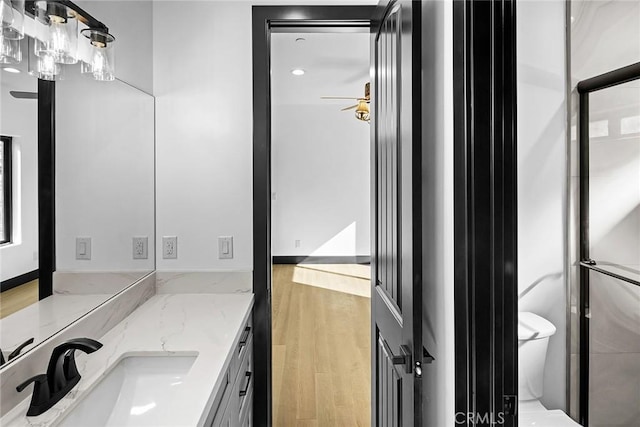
xmin=372 ymin=0 xmax=422 ymax=425
xmin=377 ymin=333 xmax=403 ymax=427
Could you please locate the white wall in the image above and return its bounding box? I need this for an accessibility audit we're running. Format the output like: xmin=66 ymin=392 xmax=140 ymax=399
xmin=1 ymin=1 xmax=154 ymax=283
xmin=56 ymin=69 xmax=155 ymax=272
xmin=0 ymin=70 xmax=39 ymax=282
xmin=76 ymin=1 xmax=154 ymax=94
xmin=420 ymin=0 xmax=455 ymax=425
xmin=153 ymin=1 xmax=254 ymax=271
xmin=56 ymin=2 xmax=155 ymax=273
xmin=271 ymin=105 xmax=370 ymax=257
xmin=516 ymin=0 xmax=567 ymax=410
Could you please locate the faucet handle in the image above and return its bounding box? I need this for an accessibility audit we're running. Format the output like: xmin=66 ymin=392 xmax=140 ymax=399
xmin=47 ymin=338 xmax=102 ymax=393
xmin=16 ymin=374 xmax=48 ymax=393
xmin=8 ymin=337 xmax=35 ymax=361
xmin=16 ymin=374 xmax=51 ymax=416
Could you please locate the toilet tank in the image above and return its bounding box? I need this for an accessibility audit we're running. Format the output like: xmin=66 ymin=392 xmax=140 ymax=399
xmin=518 ymin=312 xmax=557 ymax=401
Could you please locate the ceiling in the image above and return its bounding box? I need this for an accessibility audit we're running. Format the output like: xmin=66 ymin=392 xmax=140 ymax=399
xmin=270 ymin=32 xmax=370 ymax=107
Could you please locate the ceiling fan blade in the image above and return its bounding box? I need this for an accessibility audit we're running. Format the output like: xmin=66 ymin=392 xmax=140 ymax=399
xmin=341 ymin=104 xmax=358 ymax=111
xmin=10 ymin=91 xmax=38 ymax=100
xmin=321 ymin=96 xmax=360 ymax=100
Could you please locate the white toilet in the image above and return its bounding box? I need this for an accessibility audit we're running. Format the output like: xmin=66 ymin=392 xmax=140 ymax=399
xmin=518 ymin=312 xmax=581 ymax=426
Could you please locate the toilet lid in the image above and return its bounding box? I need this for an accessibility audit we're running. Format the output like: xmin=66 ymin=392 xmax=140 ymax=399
xmin=518 ymin=312 xmax=556 ymax=340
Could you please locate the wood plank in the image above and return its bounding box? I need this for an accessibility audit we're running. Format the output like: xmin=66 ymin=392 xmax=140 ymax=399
xmin=272 ymin=264 xmax=371 ymax=426
xmin=0 ymin=280 xmax=38 ymax=319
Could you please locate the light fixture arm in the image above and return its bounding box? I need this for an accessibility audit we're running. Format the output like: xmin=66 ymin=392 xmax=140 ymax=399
xmin=25 ymin=0 xmax=109 ymax=33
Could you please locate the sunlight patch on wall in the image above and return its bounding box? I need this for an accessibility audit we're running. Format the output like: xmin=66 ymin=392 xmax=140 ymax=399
xmin=309 ymin=221 xmax=357 ymax=257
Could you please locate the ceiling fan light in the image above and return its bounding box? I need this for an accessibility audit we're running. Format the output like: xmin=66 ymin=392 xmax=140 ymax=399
xmin=355 ymin=100 xmax=370 ymax=122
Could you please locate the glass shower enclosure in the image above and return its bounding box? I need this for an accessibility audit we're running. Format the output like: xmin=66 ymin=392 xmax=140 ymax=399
xmin=577 ymin=62 xmax=640 ymax=427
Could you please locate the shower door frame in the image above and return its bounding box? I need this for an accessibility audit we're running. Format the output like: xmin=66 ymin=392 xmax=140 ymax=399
xmin=577 ymin=61 xmax=640 ymax=427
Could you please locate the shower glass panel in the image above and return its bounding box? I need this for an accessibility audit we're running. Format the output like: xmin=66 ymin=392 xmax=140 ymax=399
xmin=588 ymin=271 xmax=640 ymax=426
xmin=584 ymin=79 xmax=640 ymax=427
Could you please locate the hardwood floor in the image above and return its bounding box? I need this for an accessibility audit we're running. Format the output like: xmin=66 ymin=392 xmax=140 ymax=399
xmin=0 ymin=280 xmax=38 ymax=319
xmin=272 ymin=264 xmax=371 ymax=427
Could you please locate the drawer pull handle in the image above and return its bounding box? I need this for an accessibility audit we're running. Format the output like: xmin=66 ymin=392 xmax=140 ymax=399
xmin=239 ymin=326 xmax=251 ymax=348
xmin=239 ymin=371 xmax=252 ymax=397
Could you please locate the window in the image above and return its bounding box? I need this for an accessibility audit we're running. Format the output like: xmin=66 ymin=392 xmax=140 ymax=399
xmin=0 ymin=136 xmax=12 ymax=244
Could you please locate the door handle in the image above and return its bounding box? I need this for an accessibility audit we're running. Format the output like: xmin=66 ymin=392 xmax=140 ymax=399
xmin=380 ymin=338 xmax=412 ymax=374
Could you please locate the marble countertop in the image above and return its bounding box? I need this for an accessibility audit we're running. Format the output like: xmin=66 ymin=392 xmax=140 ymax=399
xmin=0 ymin=295 xmax=112 ymax=356
xmin=1 ymin=293 xmax=254 ymax=427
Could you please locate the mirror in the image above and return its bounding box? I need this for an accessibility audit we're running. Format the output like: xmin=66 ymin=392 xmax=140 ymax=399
xmin=0 ymin=60 xmax=155 ymax=367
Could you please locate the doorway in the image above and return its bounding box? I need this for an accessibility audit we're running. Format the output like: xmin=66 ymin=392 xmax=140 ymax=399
xmin=251 ymin=6 xmax=375 ymax=425
xmin=269 ymin=29 xmax=372 ymax=425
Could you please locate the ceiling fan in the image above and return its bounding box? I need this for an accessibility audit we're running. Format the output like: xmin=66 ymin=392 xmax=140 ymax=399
xmin=321 ymin=82 xmax=370 ymax=122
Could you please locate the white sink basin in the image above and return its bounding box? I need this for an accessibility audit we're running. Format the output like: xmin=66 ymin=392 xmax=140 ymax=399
xmin=57 ymin=355 xmax=196 ymax=427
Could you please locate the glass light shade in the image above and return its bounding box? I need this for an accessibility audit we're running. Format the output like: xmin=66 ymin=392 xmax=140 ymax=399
xmin=0 ymin=0 xmax=13 ymax=29
xmin=0 ymin=33 xmax=20 ymax=64
xmin=1 ymin=0 xmax=24 ymax=40
xmin=355 ymin=100 xmax=370 ymax=122
xmin=34 ymin=1 xmax=78 ymax=64
xmin=28 ymin=36 xmax=63 ymax=80
xmin=81 ymin=29 xmax=115 ymax=81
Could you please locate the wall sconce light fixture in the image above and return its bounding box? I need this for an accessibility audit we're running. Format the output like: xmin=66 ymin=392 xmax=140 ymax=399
xmin=1 ymin=0 xmax=25 ymax=39
xmin=0 ymin=0 xmax=115 ymax=81
xmin=80 ymin=28 xmax=114 ymax=81
xmin=34 ymin=0 xmax=78 ymax=64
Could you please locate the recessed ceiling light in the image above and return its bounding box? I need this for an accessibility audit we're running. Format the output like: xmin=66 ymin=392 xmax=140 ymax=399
xmin=291 ymin=69 xmax=305 ymax=76
xmin=2 ymin=67 xmax=20 ymax=74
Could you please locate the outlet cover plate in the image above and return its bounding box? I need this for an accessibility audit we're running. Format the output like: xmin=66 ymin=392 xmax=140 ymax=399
xmin=163 ymin=236 xmax=177 ymax=259
xmin=133 ymin=237 xmax=148 ymax=259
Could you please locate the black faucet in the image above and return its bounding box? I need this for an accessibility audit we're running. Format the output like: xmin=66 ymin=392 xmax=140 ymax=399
xmin=16 ymin=338 xmax=102 ymax=416
xmin=0 ymin=338 xmax=35 ymax=367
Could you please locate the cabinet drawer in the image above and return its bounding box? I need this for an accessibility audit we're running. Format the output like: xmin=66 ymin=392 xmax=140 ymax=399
xmin=237 ymin=337 xmax=253 ymax=418
xmin=239 ymin=384 xmax=253 ymax=427
xmin=212 ymin=397 xmax=233 ymax=427
xmin=231 ymin=314 xmax=252 ymax=379
xmin=204 ymin=311 xmax=254 ymax=427
xmin=206 ymin=368 xmax=232 ymax=427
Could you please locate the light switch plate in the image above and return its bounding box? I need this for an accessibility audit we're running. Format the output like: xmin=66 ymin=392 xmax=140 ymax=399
xmin=218 ymin=236 xmax=233 ymax=259
xmin=76 ymin=237 xmax=91 ymax=260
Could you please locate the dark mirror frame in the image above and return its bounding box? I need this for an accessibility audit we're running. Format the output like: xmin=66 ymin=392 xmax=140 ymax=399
xmin=38 ymin=80 xmax=56 ymax=300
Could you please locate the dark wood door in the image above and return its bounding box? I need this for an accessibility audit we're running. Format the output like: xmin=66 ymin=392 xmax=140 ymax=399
xmin=371 ymin=1 xmax=422 ymax=426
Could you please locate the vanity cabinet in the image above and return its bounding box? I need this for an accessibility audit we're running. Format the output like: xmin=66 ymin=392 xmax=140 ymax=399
xmin=206 ymin=313 xmax=253 ymax=427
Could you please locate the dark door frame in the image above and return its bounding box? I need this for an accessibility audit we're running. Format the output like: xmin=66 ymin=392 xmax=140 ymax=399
xmin=251 ymin=5 xmax=374 ymax=426
xmin=453 ymin=1 xmax=519 ymax=426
